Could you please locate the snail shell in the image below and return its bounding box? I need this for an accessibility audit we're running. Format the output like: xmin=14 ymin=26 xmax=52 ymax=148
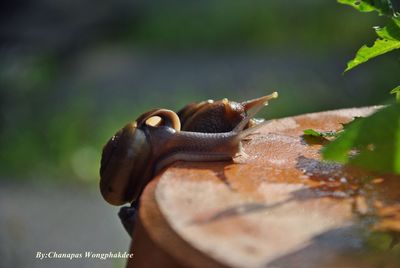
xmin=100 ymin=92 xmax=278 ymax=206
xmin=100 ymin=109 xmax=180 ymax=205
xmin=177 ymin=95 xmax=272 ymax=133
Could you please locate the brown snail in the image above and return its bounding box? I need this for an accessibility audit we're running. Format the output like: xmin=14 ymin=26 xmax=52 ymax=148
xmin=100 ymin=92 xmax=278 ymax=206
xmin=177 ymin=96 xmax=266 ymax=132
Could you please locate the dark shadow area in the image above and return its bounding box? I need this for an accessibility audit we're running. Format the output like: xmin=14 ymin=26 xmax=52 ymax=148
xmin=296 ymin=155 xmax=344 ymax=180
xmin=170 ymin=161 xmax=237 ymax=191
xmin=295 ymin=155 xmax=366 ymax=198
xmin=189 ymin=201 xmax=287 ymax=225
xmin=266 ymin=226 xmax=400 ymax=268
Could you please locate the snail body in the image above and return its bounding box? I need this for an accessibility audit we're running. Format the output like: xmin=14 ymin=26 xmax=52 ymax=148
xmin=100 ymin=92 xmax=278 ymax=206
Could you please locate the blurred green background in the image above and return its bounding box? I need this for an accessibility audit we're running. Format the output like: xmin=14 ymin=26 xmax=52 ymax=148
xmin=1 ymin=0 xmax=400 ymax=183
xmin=1 ymin=1 xmax=400 ymax=267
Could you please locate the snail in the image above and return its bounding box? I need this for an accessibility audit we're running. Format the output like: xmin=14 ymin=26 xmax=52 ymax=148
xmin=100 ymin=92 xmax=278 ymax=206
xmin=177 ymin=96 xmax=264 ymax=132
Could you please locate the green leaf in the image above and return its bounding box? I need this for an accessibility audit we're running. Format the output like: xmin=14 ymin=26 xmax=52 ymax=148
xmin=391 ymin=85 xmax=400 ymax=94
xmin=304 ymin=129 xmax=323 ymax=137
xmin=375 ymin=18 xmax=400 ymax=40
xmin=303 ymin=129 xmax=338 ymax=137
xmin=340 ymin=3 xmax=400 ymax=72
xmin=391 ymin=85 xmax=400 ymax=103
xmin=337 ymin=0 xmax=395 ymax=16
xmin=322 ymin=104 xmax=400 ymax=174
xmin=345 ymin=38 xmax=400 ymax=71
